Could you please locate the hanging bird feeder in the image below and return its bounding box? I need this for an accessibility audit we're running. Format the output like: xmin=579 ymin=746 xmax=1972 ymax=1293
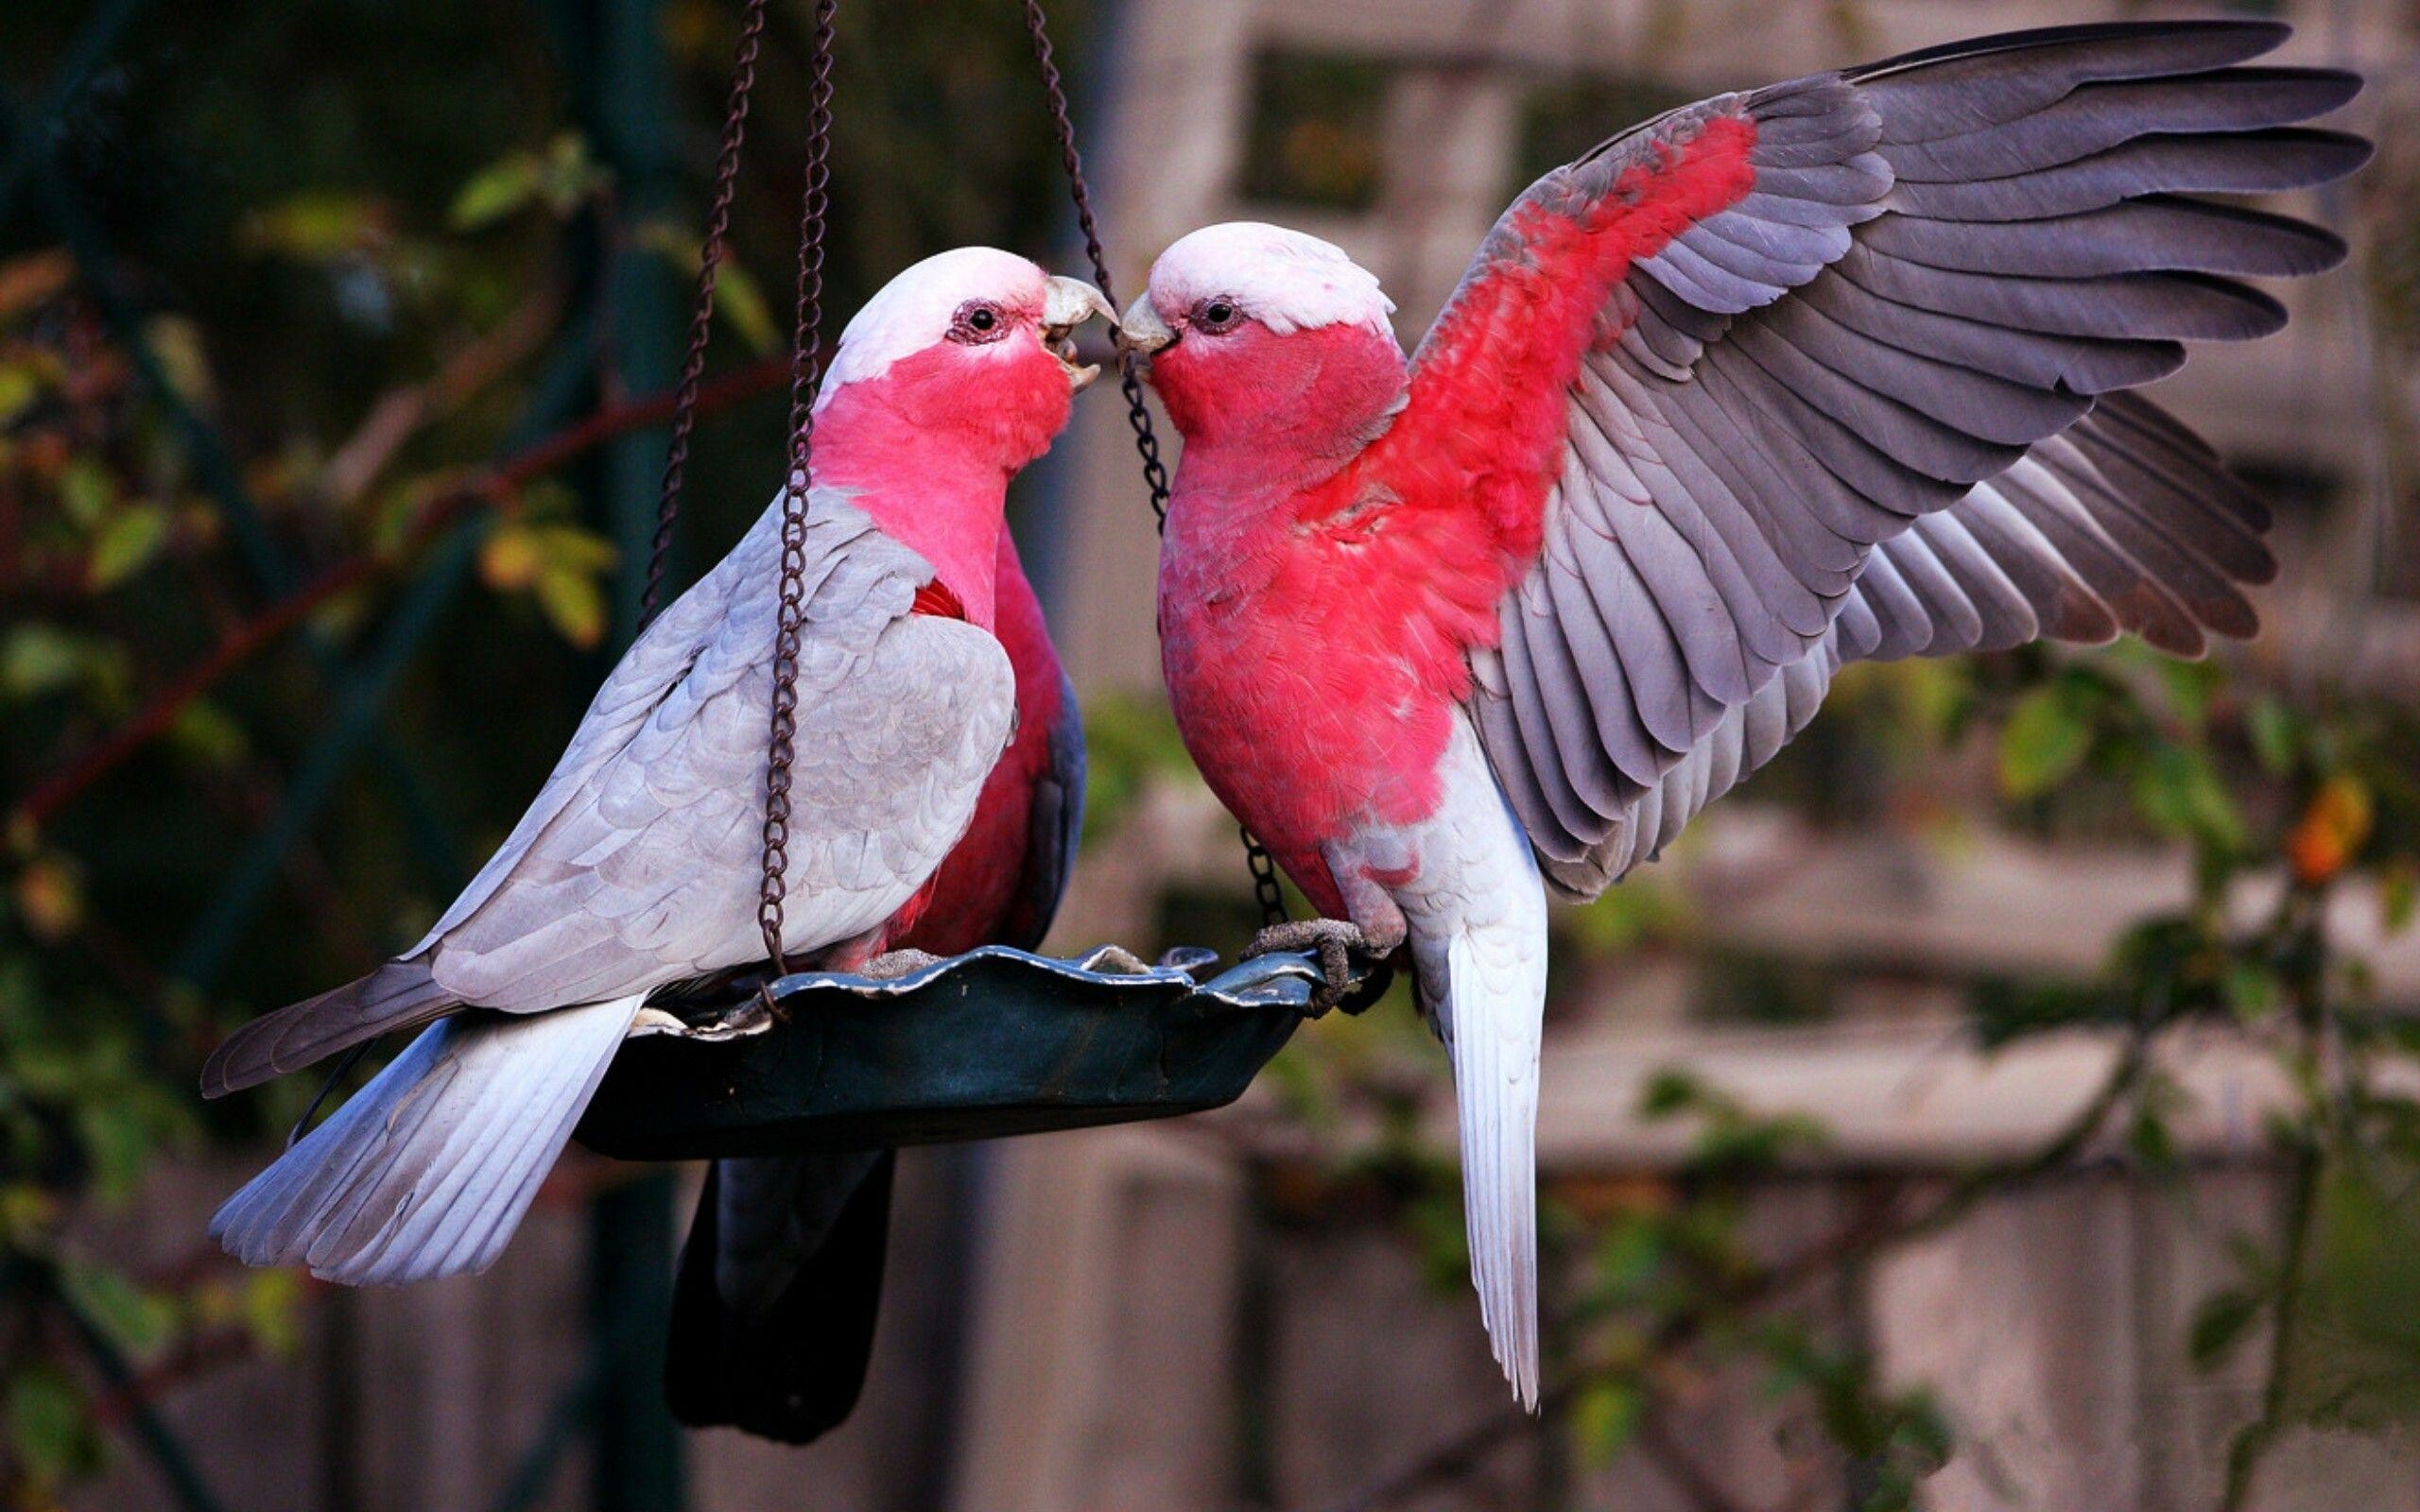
xmin=562 ymin=0 xmax=1377 ymax=1160
xmin=578 ymin=945 xmax=1389 ymax=1160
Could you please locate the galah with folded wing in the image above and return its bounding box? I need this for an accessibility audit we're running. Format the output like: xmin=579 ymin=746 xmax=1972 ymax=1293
xmin=202 ymin=248 xmax=1113 ymax=1288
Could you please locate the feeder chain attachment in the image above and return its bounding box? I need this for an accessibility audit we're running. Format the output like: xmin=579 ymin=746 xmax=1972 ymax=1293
xmin=637 ymin=0 xmax=772 ymax=631
xmin=1019 ymin=0 xmax=1172 ymax=533
xmin=1020 ymin=0 xmax=1289 ymax=932
xmin=759 ymin=0 xmax=840 ymax=975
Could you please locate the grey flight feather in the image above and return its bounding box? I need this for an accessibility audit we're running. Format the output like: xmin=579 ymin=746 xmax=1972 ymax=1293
xmin=1412 ymin=23 xmax=2362 ymax=889
xmin=1529 ymin=395 xmax=2279 ymax=902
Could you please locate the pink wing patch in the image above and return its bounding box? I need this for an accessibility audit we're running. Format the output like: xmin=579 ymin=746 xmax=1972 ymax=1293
xmin=1375 ymin=114 xmax=1760 ymax=576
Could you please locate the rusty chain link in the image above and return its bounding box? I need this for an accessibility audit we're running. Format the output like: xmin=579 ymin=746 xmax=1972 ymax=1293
xmin=1019 ymin=1 xmax=1288 ymax=930
xmin=636 ymin=0 xmax=771 ymax=631
xmin=758 ymin=0 xmax=840 ymax=972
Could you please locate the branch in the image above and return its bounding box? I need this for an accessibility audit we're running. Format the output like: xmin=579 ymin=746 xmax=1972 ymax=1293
xmin=316 ymin=286 xmax=563 ymax=508
xmin=9 ymin=355 xmax=788 ymax=833
xmin=1293 ymin=1028 xmax=2154 ymax=1512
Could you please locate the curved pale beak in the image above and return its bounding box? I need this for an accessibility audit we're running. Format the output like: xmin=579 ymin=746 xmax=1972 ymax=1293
xmin=1115 ymin=293 xmax=1175 ymax=357
xmin=1041 ymin=276 xmax=1115 ymax=392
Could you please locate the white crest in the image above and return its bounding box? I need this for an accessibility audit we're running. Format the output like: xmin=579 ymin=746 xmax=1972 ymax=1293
xmin=817 ymin=247 xmax=1049 ymax=408
xmin=1148 ymin=222 xmax=1396 ymax=338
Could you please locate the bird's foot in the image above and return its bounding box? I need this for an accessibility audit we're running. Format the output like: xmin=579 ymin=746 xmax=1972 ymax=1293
xmin=856 ymin=948 xmax=944 ymax=981
xmin=1243 ymin=918 xmax=1367 ymax=1011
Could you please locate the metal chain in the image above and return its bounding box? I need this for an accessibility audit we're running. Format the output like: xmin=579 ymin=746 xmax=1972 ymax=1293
xmin=636 ymin=0 xmax=771 ymax=630
xmin=1020 ymin=0 xmax=1288 ymax=930
xmin=759 ymin=0 xmax=839 ymax=971
xmin=1017 ymin=0 xmax=1171 ymax=529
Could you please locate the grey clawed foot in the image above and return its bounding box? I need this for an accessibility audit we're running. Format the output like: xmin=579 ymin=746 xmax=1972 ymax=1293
xmin=857 ymin=948 xmax=944 ymax=981
xmin=1243 ymin=918 xmax=1367 ymax=1009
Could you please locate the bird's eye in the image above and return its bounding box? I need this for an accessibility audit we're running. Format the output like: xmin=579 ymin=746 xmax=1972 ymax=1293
xmin=1194 ymin=298 xmax=1242 ymax=335
xmin=950 ymin=301 xmax=1009 ymax=343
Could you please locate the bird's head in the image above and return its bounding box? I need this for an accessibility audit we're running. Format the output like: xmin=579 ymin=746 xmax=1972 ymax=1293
xmin=817 ymin=248 xmax=1114 ymax=476
xmin=1120 ymin=222 xmax=1405 ymax=456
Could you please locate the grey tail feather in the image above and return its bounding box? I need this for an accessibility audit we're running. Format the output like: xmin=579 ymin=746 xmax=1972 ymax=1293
xmin=666 ymin=1152 xmax=894 ymax=1443
xmin=201 ymin=960 xmax=460 ymax=1099
xmin=209 ymin=996 xmax=640 ymax=1285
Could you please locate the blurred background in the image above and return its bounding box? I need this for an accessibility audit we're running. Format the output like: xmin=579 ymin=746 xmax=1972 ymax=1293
xmin=3 ymin=0 xmax=2418 ymax=1508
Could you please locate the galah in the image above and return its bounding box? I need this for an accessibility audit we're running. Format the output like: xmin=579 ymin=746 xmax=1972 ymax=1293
xmin=203 ymin=248 xmax=1114 ymax=1287
xmin=1122 ymin=21 xmax=2366 ymax=1404
xmin=665 ymin=527 xmax=1083 ymax=1444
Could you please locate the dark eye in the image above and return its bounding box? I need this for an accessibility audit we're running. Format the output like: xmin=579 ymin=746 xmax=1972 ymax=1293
xmin=1194 ymin=298 xmax=1242 ymax=335
xmin=951 ymin=301 xmax=1009 ymax=343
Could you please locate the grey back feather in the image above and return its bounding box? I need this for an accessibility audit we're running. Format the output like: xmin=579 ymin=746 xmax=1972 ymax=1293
xmin=203 ymin=488 xmax=1014 ymax=1092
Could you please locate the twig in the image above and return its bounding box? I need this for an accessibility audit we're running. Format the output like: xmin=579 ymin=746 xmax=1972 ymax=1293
xmin=317 ymin=287 xmax=563 ymax=508
xmin=1291 ymin=1029 xmax=2153 ymax=1512
xmin=9 ymin=354 xmax=788 ymax=833
xmin=2221 ymin=1134 xmax=2321 ymax=1512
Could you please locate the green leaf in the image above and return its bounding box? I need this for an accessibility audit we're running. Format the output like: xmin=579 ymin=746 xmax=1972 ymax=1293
xmin=145 ymin=315 xmax=215 ymax=406
xmin=2189 ymin=1286 xmax=2262 ymax=1367
xmin=525 ymin=131 xmax=611 ymax=215
xmin=2248 ymin=697 xmax=2299 ymax=776
xmin=450 ymin=152 xmax=543 ymax=231
xmin=714 ymin=259 xmax=777 ymax=355
xmin=238 ymin=191 xmax=387 ymax=261
xmin=1638 ymin=1068 xmax=1704 ymax=1119
xmin=531 ymin=562 xmax=607 ymax=648
xmin=1997 ymin=687 xmax=2092 ymax=799
xmin=59 ymin=455 xmax=114 ymax=526
xmin=0 ymin=360 xmax=41 ymax=425
xmin=75 ymin=1099 xmax=156 ymax=1197
xmin=2383 ymin=865 xmax=2418 ymax=937
xmin=528 ymin=522 xmax=617 ymax=575
xmin=8 ymin=1363 xmax=102 ymax=1486
xmin=62 ymin=1265 xmax=176 ymax=1356
xmin=1570 ymin=1378 xmax=1643 ymax=1468
xmin=2131 ymin=744 xmax=2246 ymax=852
xmin=241 ymin=1269 xmax=303 ymax=1355
xmin=88 ymin=504 xmax=169 ymax=588
xmin=1 ymin=626 xmax=101 ymax=700
xmin=167 ymin=699 xmax=249 ymax=766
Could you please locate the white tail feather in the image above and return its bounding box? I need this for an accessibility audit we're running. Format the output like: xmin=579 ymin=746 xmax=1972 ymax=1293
xmin=211 ymin=996 xmax=640 ymax=1285
xmin=1445 ymin=928 xmax=1546 ymax=1408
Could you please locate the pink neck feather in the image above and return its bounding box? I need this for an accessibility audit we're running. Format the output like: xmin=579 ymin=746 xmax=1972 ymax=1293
xmin=809 ymin=340 xmax=1074 ymax=630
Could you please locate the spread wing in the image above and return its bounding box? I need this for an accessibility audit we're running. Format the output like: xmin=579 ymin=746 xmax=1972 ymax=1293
xmin=1383 ymin=21 xmax=2363 ymax=890
xmin=1530 ymin=391 xmax=2264 ymax=898
xmin=203 ymin=490 xmax=1012 ymax=1091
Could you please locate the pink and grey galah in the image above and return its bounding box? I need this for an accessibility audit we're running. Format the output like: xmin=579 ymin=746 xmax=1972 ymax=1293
xmin=664 ymin=528 xmax=1086 ymax=1445
xmin=201 ymin=247 xmax=1114 ymax=1286
xmin=1125 ymin=21 xmax=2368 ymax=1405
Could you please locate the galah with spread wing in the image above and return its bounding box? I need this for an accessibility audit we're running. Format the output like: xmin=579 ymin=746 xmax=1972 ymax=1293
xmin=664 ymin=527 xmax=1083 ymax=1444
xmin=202 ymin=248 xmax=1114 ymax=1287
xmin=1122 ymin=21 xmax=2367 ymax=1405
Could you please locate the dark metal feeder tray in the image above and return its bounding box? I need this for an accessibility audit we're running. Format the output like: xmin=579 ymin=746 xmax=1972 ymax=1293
xmin=575 ymin=944 xmax=1390 ymax=1160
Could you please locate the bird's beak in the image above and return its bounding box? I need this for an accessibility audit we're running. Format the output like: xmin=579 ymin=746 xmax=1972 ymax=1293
xmin=1115 ymin=294 xmax=1175 ymax=358
xmin=1041 ymin=276 xmax=1114 ymax=392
